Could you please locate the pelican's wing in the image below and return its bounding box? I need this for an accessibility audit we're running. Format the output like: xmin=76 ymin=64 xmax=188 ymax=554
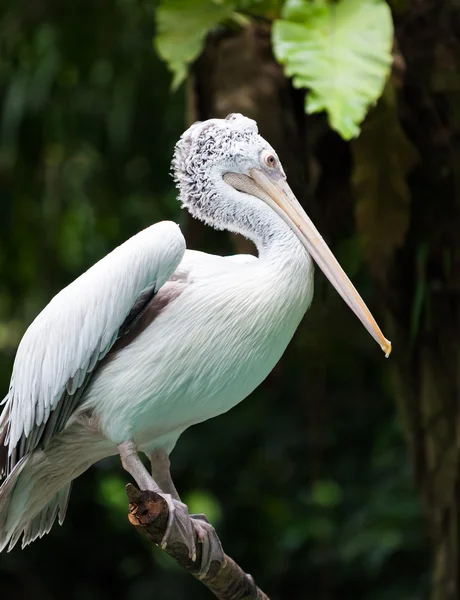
xmin=0 ymin=221 xmax=185 ymax=476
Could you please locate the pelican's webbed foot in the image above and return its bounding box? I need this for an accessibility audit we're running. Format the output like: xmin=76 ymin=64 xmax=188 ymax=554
xmin=119 ymin=441 xmax=224 ymax=577
xmin=160 ymin=505 xmax=225 ymax=576
xmin=160 ymin=494 xmax=197 ymax=561
xmin=190 ymin=513 xmax=225 ymax=578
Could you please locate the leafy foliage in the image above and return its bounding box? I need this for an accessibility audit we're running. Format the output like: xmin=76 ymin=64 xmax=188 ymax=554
xmin=153 ymin=0 xmax=394 ymax=139
xmin=273 ymin=0 xmax=394 ymax=139
xmin=155 ymin=0 xmax=236 ymax=90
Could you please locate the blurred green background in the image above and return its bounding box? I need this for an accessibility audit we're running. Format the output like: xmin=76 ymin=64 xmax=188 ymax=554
xmin=2 ymin=0 xmax=459 ymax=599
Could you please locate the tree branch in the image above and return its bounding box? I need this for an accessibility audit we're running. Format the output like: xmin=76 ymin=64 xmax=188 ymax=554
xmin=126 ymin=484 xmax=270 ymax=600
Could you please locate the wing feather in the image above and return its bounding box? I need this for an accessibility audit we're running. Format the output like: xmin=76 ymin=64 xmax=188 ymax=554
xmin=0 ymin=221 xmax=185 ymax=477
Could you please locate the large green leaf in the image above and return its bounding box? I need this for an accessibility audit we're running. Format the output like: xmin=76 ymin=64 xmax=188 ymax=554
xmin=273 ymin=0 xmax=394 ymax=139
xmin=155 ymin=0 xmax=235 ymax=90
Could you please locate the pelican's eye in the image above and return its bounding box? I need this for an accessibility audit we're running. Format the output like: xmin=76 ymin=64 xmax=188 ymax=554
xmin=264 ymin=153 xmax=277 ymax=169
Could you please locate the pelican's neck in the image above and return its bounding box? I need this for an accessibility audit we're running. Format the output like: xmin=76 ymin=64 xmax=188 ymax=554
xmin=229 ymin=193 xmax=315 ymax=312
xmin=220 ymin=182 xmax=312 ymax=273
xmin=252 ymin=203 xmax=301 ymax=260
xmin=179 ymin=170 xmax=312 ymax=274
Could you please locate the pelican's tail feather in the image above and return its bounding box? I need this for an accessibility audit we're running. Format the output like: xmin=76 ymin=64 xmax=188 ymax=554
xmin=0 ymin=422 xmax=111 ymax=553
xmin=0 ymin=457 xmax=28 ymax=551
xmin=13 ymin=482 xmax=72 ymax=551
xmin=0 ymin=449 xmax=73 ymax=553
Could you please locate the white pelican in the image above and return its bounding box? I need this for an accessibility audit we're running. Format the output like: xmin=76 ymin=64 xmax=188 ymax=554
xmin=0 ymin=114 xmax=391 ymax=571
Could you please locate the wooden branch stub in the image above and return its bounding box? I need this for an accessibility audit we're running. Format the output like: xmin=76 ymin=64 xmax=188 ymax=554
xmin=127 ymin=484 xmax=168 ymax=531
xmin=125 ymin=484 xmax=269 ymax=600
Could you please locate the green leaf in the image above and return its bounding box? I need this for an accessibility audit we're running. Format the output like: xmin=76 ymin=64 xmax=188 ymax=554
xmin=351 ymin=83 xmax=418 ymax=275
xmin=183 ymin=489 xmax=223 ymax=524
xmin=311 ymin=479 xmax=343 ymax=508
xmin=155 ymin=0 xmax=235 ymax=90
xmin=98 ymin=474 xmax=131 ymax=527
xmin=272 ymin=0 xmax=394 ymax=139
xmin=237 ymin=0 xmax=284 ymax=19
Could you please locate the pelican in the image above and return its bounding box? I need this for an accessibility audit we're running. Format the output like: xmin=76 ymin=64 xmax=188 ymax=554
xmin=0 ymin=114 xmax=391 ymax=571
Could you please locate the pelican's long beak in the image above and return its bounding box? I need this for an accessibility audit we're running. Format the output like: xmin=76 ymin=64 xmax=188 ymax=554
xmin=250 ymin=168 xmax=392 ymax=357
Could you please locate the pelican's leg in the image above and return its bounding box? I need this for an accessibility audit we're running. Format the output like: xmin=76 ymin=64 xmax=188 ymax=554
xmin=151 ymin=448 xmax=225 ymax=578
xmin=118 ymin=440 xmax=161 ymax=492
xmin=118 ymin=441 xmax=197 ymax=562
xmin=150 ymin=449 xmax=180 ymax=499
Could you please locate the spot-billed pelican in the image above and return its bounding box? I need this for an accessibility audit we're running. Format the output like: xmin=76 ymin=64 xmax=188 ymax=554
xmin=0 ymin=114 xmax=391 ymax=571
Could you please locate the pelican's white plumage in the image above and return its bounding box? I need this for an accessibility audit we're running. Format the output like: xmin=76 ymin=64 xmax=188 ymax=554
xmin=3 ymin=222 xmax=185 ymax=458
xmin=0 ymin=113 xmax=390 ymax=555
xmin=89 ymin=242 xmax=312 ymax=450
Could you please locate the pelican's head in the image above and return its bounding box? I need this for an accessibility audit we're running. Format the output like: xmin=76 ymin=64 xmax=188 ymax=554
xmin=173 ymin=113 xmax=278 ymax=224
xmin=173 ymin=113 xmax=391 ymax=357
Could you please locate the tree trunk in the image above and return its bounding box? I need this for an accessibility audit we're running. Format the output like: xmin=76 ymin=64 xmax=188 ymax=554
xmin=191 ymin=6 xmax=460 ymax=598
xmin=385 ymin=4 xmax=460 ymax=598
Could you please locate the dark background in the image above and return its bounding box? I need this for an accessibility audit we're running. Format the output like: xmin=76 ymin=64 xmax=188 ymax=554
xmin=3 ymin=1 xmax=459 ymax=599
